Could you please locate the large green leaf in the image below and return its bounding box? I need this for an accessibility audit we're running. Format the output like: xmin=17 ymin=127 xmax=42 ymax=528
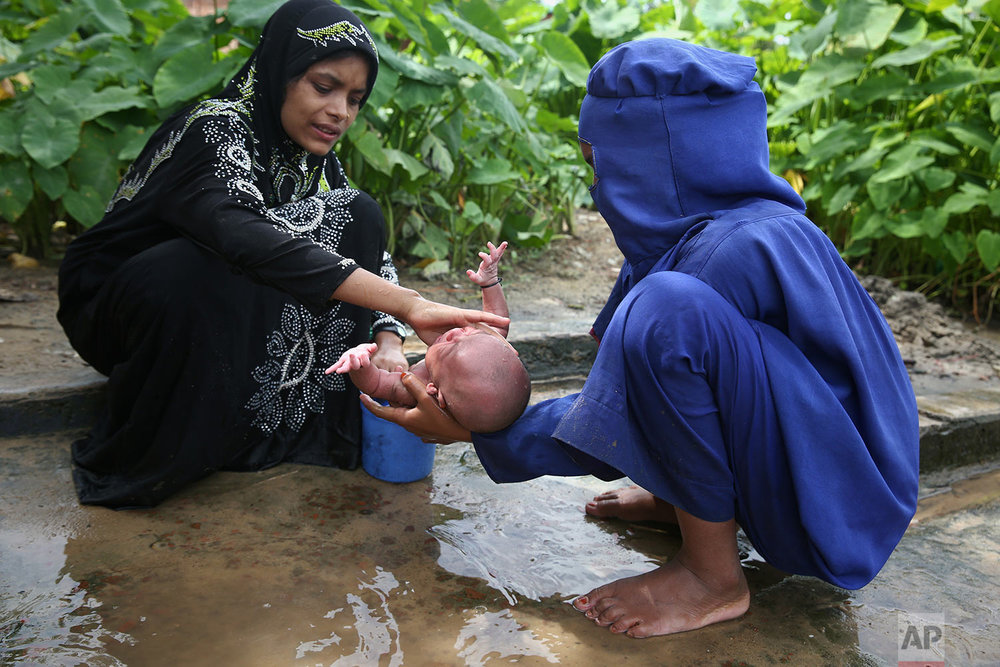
xmin=976 ymin=229 xmax=1000 ymax=271
xmin=434 ymin=5 xmax=518 ymax=62
xmin=80 ymin=0 xmax=131 ymax=36
xmin=375 ymin=39 xmax=459 ymax=85
xmin=393 ymin=80 xmax=444 ymax=112
xmin=0 ymin=110 xmax=25 ymax=157
xmin=420 ymin=133 xmax=454 ymax=180
xmin=66 ymin=84 xmax=148 ymax=122
xmin=869 ymin=144 xmax=934 ymax=184
xmin=21 ymin=7 xmax=81 ymax=56
xmin=537 ymin=31 xmax=589 ymax=87
xmin=836 ymin=0 xmax=903 ymax=50
xmin=941 ymin=230 xmax=970 ymax=264
xmin=384 ymin=148 xmax=429 ymax=180
xmin=872 ymin=36 xmax=960 ymax=68
xmin=69 ymin=124 xmax=123 ymax=200
xmin=352 ymin=130 xmax=391 ymax=175
xmin=467 ymin=157 xmax=518 ymax=185
xmin=30 ymin=64 xmax=74 ymax=105
xmin=20 ymin=98 xmax=80 ymax=169
xmin=694 ymin=0 xmax=744 ymax=31
xmin=943 ymin=183 xmax=989 ymax=215
xmin=62 ymin=184 xmax=107 ymax=227
xmin=152 ymin=15 xmax=214 ymax=65
xmin=226 ymin=0 xmax=285 ymax=28
xmin=789 ymin=11 xmax=835 ymax=60
xmin=944 ymin=122 xmax=994 ymax=153
xmin=0 ymin=160 xmax=34 ymax=222
xmin=153 ymin=43 xmax=231 ymax=108
xmin=466 ymin=78 xmax=526 ymax=133
xmin=584 ymin=0 xmax=640 ymax=40
xmin=32 ymin=162 xmax=68 ymax=200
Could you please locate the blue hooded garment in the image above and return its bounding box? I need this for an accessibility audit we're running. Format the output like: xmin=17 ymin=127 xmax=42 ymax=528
xmin=472 ymin=39 xmax=919 ymax=589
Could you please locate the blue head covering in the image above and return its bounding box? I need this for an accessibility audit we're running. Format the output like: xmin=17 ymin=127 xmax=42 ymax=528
xmin=579 ymin=39 xmax=803 ymax=287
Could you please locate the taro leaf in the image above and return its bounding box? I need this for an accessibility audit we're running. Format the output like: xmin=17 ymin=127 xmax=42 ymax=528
xmin=992 ymin=136 xmax=1000 ymax=168
xmin=375 ymin=39 xmax=458 ymax=85
xmin=20 ymin=7 xmax=81 ymax=56
xmin=384 ymin=148 xmax=428 ymax=180
xmin=434 ymin=5 xmax=518 ymax=62
xmin=30 ymin=65 xmax=74 ymax=105
xmin=365 ymin=66 xmax=398 ymax=111
xmin=153 ymin=15 xmax=214 ymax=65
xmin=869 ymin=145 xmax=935 ymax=184
xmin=984 ymin=0 xmax=1000 ymax=22
xmin=69 ymin=124 xmax=122 ymax=198
xmin=851 ymin=210 xmax=888 ymax=240
xmin=825 ymin=183 xmax=858 ymax=216
xmin=836 ymin=0 xmax=903 ymax=51
xmin=866 ymin=178 xmax=907 ymax=210
xmin=693 ymin=0 xmax=743 ymax=31
xmin=419 ymin=14 xmax=451 ymax=56
xmin=0 ymin=160 xmax=34 ymax=222
xmin=454 ymin=0 xmax=509 ymax=44
xmin=916 ymin=167 xmax=956 ymax=192
xmin=153 ymin=43 xmax=230 ymax=108
xmin=768 ymin=55 xmax=865 ymax=126
xmin=80 ymin=0 xmax=131 ymax=36
xmin=114 ymin=125 xmax=154 ymax=162
xmin=584 ymin=0 xmax=640 ymax=40
xmin=467 ymin=157 xmax=518 ymax=185
xmin=62 ymin=184 xmax=106 ymax=227
xmin=466 ymin=78 xmax=526 ymax=133
xmin=976 ymin=229 xmax=1000 ymax=272
xmin=21 ymin=98 xmax=80 ymax=169
xmin=226 ymin=0 xmax=285 ymax=29
xmin=941 ymin=230 xmax=970 ymax=264
xmin=538 ymin=31 xmax=589 ymax=87
xmin=32 ymin=162 xmax=68 ymax=200
xmin=352 ymin=130 xmax=391 ymax=175
xmin=72 ymin=85 xmax=148 ymax=122
xmin=832 ymin=145 xmax=886 ymax=179
xmin=0 ymin=111 xmax=25 ymax=157
xmin=435 ymin=55 xmax=489 ymax=78
xmin=889 ymin=11 xmax=927 ymax=46
xmin=872 ymin=36 xmax=960 ymax=68
xmin=846 ymin=72 xmax=909 ymax=107
xmin=944 ymin=122 xmax=994 ymax=153
xmin=420 ymin=133 xmax=454 ymax=180
xmin=988 ymin=189 xmax=1000 ymax=217
xmin=393 ymin=80 xmax=442 ymax=112
xmin=886 ymin=208 xmax=946 ymax=239
xmin=943 ymin=183 xmax=988 ymax=216
xmin=788 ymin=11 xmax=835 ymax=60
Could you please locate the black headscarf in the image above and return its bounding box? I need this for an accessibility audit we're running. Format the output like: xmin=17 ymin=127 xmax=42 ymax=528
xmin=216 ymin=0 xmax=379 ymax=203
xmin=221 ymin=0 xmax=378 ymax=168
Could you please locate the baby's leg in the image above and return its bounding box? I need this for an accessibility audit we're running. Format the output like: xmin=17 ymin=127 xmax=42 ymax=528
xmin=573 ymin=509 xmax=748 ymax=637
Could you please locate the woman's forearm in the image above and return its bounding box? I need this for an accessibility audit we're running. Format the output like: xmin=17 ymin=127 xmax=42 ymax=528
xmin=332 ymin=268 xmax=421 ymax=321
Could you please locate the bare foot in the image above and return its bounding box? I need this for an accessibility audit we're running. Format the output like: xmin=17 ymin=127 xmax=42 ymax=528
xmin=585 ymin=486 xmax=678 ymax=523
xmin=572 ymin=555 xmax=749 ymax=638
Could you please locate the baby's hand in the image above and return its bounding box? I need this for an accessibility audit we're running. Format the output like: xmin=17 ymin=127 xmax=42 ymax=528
xmin=466 ymin=241 xmax=508 ymax=286
xmin=326 ymin=342 xmax=379 ymax=374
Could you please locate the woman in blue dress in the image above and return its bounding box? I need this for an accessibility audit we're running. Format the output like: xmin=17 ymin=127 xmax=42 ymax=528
xmin=371 ymin=38 xmax=920 ymax=637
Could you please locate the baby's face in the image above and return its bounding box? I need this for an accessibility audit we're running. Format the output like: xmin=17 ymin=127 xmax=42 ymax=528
xmin=423 ymin=324 xmax=517 ymax=406
xmin=424 ymin=324 xmax=514 ymax=374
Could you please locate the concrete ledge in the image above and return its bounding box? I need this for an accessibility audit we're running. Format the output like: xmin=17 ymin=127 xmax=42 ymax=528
xmin=2 ymin=337 xmax=999 ymax=474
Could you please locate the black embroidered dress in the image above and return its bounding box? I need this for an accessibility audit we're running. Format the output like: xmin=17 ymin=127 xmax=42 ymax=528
xmin=57 ymin=0 xmax=403 ymax=508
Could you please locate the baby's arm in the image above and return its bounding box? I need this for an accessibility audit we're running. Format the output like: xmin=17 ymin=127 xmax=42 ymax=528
xmin=326 ymin=343 xmax=416 ymax=407
xmin=466 ymin=241 xmax=510 ymax=337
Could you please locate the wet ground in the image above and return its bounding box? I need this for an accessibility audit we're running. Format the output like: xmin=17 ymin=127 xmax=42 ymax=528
xmin=3 ymin=379 xmax=999 ymax=666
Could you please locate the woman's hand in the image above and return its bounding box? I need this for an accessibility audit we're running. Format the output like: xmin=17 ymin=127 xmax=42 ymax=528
xmin=371 ymin=331 xmax=408 ymax=372
xmin=403 ymin=298 xmax=509 ymax=346
xmin=360 ymin=373 xmax=472 ymax=443
xmin=331 ymin=269 xmax=509 ymax=346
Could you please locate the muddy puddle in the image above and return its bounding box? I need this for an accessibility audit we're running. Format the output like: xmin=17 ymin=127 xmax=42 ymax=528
xmin=2 ymin=422 xmax=999 ymax=665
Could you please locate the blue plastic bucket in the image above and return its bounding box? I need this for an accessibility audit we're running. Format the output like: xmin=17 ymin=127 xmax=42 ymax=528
xmin=360 ymin=400 xmax=435 ymax=483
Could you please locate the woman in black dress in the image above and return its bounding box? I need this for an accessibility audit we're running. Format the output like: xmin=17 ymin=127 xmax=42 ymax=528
xmin=56 ymin=0 xmax=501 ymax=508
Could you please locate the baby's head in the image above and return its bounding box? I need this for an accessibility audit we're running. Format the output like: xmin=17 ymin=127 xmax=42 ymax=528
xmin=423 ymin=324 xmax=531 ymax=433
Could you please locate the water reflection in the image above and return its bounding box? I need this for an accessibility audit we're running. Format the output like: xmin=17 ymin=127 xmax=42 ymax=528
xmin=455 ymin=609 xmax=558 ymax=665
